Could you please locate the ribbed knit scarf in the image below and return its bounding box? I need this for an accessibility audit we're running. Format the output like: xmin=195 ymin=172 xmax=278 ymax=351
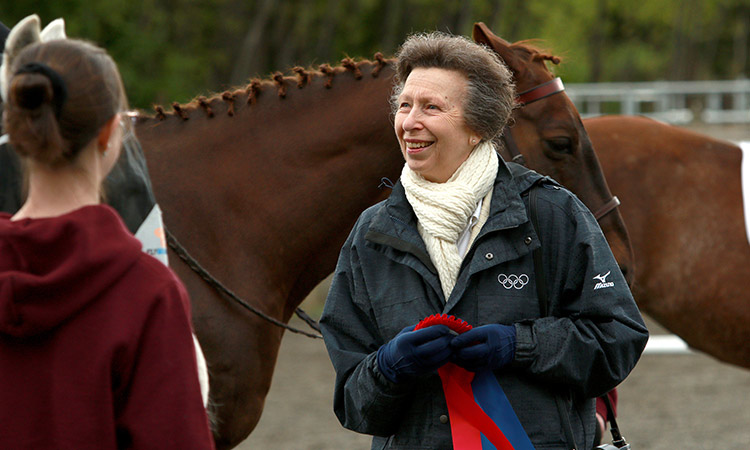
xmin=401 ymin=141 xmax=499 ymax=299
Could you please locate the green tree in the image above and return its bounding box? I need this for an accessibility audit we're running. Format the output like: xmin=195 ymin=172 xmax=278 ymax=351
xmin=3 ymin=1 xmax=747 ymax=110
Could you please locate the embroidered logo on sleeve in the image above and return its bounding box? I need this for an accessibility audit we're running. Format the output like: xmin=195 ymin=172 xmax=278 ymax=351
xmin=498 ymin=273 xmax=529 ymax=290
xmin=593 ymin=271 xmax=615 ymax=290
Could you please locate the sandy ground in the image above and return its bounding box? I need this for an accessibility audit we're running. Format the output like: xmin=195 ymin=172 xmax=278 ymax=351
xmin=237 ymin=123 xmax=750 ymax=449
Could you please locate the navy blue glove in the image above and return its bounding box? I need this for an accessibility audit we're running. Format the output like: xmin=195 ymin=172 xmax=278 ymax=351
xmin=450 ymin=324 xmax=516 ymax=372
xmin=376 ymin=324 xmax=454 ymax=384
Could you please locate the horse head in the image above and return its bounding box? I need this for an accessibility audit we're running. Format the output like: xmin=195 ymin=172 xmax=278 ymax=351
xmin=473 ymin=22 xmax=635 ymax=283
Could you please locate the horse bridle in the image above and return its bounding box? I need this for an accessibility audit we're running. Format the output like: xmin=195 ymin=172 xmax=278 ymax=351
xmin=501 ymin=77 xmax=621 ymax=221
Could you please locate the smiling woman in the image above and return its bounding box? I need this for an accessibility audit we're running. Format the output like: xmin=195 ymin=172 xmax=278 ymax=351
xmin=319 ymin=31 xmax=648 ymax=450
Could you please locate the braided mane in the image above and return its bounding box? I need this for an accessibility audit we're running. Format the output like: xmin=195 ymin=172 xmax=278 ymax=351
xmin=508 ymin=40 xmax=562 ymax=72
xmin=147 ymin=53 xmax=393 ymax=121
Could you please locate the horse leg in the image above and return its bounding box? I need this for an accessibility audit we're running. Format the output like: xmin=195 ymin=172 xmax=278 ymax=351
xmin=170 ymin=254 xmax=286 ymax=449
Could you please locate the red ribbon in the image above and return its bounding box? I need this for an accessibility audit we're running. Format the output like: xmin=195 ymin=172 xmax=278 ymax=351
xmin=415 ymin=314 xmax=515 ymax=450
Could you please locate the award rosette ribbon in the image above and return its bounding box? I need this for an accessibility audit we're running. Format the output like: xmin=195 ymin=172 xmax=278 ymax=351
xmin=414 ymin=314 xmax=535 ymax=450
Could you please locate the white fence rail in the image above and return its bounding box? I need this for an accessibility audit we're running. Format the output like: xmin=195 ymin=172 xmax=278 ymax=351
xmin=566 ymin=79 xmax=750 ymax=124
xmin=644 ymin=335 xmax=691 ymax=355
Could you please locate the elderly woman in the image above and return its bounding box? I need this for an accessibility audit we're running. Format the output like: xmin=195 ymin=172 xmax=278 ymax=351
xmin=320 ymin=31 xmax=647 ymax=450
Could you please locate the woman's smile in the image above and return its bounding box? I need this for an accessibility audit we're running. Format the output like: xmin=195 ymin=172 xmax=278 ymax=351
xmin=405 ymin=139 xmax=434 ymax=154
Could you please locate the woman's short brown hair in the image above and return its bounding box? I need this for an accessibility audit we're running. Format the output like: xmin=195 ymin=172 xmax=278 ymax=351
xmin=392 ymin=31 xmax=515 ymax=142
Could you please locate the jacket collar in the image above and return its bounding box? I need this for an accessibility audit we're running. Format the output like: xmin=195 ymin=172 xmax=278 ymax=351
xmin=365 ymin=157 xmax=547 ymax=309
xmin=366 ymin=157 xmax=537 ymax=263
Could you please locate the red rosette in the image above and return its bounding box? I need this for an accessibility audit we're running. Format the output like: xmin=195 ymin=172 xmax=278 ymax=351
xmin=414 ymin=313 xmax=473 ymax=334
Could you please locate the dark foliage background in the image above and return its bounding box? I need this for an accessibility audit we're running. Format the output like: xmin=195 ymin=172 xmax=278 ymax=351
xmin=4 ymin=1 xmax=748 ymax=109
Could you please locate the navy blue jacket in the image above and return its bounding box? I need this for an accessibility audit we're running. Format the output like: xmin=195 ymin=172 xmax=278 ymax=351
xmin=320 ymin=160 xmax=648 ymax=449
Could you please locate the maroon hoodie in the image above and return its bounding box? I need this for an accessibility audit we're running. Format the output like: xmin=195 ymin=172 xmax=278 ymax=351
xmin=0 ymin=205 xmax=214 ymax=449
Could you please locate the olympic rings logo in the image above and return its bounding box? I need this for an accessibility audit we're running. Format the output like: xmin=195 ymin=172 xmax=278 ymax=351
xmin=497 ymin=273 xmax=529 ymax=290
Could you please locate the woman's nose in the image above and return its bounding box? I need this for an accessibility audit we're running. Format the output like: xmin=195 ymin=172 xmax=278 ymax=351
xmin=402 ymin=109 xmax=423 ymax=131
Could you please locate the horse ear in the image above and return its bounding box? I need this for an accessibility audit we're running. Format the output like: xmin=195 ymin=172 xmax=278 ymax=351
xmin=40 ymin=18 xmax=67 ymax=42
xmin=4 ymin=14 xmax=42 ymax=55
xmin=1 ymin=14 xmax=42 ymax=102
xmin=472 ymin=22 xmax=521 ymax=75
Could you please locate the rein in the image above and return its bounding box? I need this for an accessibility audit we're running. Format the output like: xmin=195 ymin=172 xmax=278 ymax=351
xmin=165 ymin=228 xmax=323 ymax=339
xmin=501 ymin=77 xmax=621 ymax=221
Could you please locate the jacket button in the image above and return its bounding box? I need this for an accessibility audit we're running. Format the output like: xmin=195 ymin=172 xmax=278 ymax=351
xmin=439 ymin=414 xmax=449 ymax=424
xmin=524 ymin=236 xmax=532 ymax=245
xmin=485 ymin=252 xmax=494 ymax=260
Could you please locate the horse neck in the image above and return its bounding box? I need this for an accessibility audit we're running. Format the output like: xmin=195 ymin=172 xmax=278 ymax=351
xmin=137 ymin=62 xmax=403 ymax=319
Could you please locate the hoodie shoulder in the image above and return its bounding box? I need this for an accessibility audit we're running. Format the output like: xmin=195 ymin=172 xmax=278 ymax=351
xmin=0 ymin=205 xmax=146 ymax=337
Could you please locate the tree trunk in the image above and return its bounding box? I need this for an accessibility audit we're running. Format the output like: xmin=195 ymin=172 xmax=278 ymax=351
xmin=732 ymin=10 xmax=749 ymax=77
xmin=231 ymin=0 xmax=275 ymax=84
xmin=316 ymin=0 xmax=343 ymax=61
xmin=380 ymin=0 xmax=405 ymax=53
xmin=588 ymin=0 xmax=607 ymax=82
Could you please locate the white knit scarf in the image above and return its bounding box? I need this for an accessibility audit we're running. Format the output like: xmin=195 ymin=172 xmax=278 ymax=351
xmin=401 ymin=141 xmax=499 ymax=299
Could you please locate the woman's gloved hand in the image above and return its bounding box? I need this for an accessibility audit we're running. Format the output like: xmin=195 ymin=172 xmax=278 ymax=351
xmin=376 ymin=324 xmax=454 ymax=384
xmin=450 ymin=324 xmax=516 ymax=372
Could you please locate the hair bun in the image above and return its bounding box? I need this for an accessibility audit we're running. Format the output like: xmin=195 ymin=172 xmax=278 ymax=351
xmin=12 ymin=62 xmax=68 ymax=117
xmin=6 ymin=71 xmax=65 ymax=165
xmin=12 ymin=73 xmax=54 ymax=111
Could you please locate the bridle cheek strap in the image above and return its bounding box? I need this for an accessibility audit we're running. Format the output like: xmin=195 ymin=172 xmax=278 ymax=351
xmin=592 ymin=195 xmax=621 ymax=221
xmin=516 ymin=77 xmax=565 ymax=106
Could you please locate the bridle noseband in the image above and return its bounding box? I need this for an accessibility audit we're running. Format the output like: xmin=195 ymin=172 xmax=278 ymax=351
xmin=501 ymin=77 xmax=621 ymax=221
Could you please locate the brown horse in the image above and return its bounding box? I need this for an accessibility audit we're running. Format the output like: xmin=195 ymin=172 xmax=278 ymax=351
xmin=135 ymin=23 xmax=629 ymax=448
xmin=585 ymin=115 xmax=750 ymax=368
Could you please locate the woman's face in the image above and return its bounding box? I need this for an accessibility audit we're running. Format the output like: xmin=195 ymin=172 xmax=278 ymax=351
xmin=394 ymin=67 xmax=480 ymax=183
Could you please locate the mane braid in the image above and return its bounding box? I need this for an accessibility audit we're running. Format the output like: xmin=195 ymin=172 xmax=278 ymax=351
xmin=319 ymin=64 xmax=335 ymax=88
xmin=146 ymin=54 xmax=395 ymax=120
xmin=197 ymin=96 xmax=214 ymax=117
xmin=247 ymin=80 xmax=262 ymax=104
xmin=534 ymin=52 xmax=561 ymax=65
xmin=293 ymin=67 xmax=312 ymax=88
xmin=511 ymin=40 xmax=562 ymax=70
xmin=272 ymin=72 xmax=287 ymax=98
xmin=154 ymin=105 xmax=167 ymax=120
xmin=172 ymin=102 xmax=189 ymax=121
xmin=342 ymin=58 xmax=363 ymax=79
xmin=373 ymin=52 xmax=388 ymax=77
xmin=222 ymin=91 xmax=235 ymax=116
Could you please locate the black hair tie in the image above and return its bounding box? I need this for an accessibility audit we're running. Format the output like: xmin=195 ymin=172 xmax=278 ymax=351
xmin=14 ymin=62 xmax=68 ymax=118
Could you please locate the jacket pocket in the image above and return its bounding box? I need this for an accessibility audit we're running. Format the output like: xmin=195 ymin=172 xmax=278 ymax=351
xmin=372 ymin=296 xmax=435 ymax=339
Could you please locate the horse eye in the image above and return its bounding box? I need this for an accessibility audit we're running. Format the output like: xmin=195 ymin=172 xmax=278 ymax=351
xmin=545 ymin=137 xmax=573 ymax=154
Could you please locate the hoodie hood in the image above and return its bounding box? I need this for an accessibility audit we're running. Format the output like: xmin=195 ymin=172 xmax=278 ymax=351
xmin=0 ymin=205 xmax=142 ymax=337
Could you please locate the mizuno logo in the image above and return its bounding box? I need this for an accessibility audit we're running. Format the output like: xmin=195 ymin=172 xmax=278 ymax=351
xmin=593 ymin=271 xmax=614 ymax=290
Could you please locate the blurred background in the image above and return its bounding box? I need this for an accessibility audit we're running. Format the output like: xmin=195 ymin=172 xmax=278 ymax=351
xmin=4 ymin=0 xmax=749 ymax=110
